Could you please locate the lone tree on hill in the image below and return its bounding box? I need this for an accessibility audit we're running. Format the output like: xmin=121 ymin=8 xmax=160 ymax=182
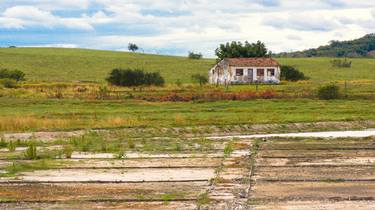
xmin=128 ymin=43 xmax=139 ymax=52
xmin=215 ymin=41 xmax=270 ymax=60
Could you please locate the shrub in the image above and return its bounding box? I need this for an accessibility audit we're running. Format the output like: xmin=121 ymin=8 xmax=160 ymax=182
xmin=0 ymin=69 xmax=25 ymax=81
xmin=188 ymin=52 xmax=203 ymax=59
xmin=318 ymin=84 xmax=340 ymax=100
xmin=280 ymin=65 xmax=307 ymax=81
xmin=0 ymin=78 xmax=17 ymax=88
xmin=106 ymin=68 xmax=165 ymax=87
xmin=191 ymin=74 xmax=208 ymax=86
xmin=24 ymin=144 xmax=38 ymax=160
xmin=96 ymin=86 xmax=109 ymax=99
xmin=63 ymin=145 xmax=73 ymax=159
xmin=7 ymin=141 xmax=17 ymax=152
xmin=331 ymin=59 xmax=352 ymax=68
xmin=224 ymin=141 xmax=234 ymax=157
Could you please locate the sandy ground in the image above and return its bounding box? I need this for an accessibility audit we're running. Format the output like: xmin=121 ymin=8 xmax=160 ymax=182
xmin=257 ymin=157 xmax=375 ymax=166
xmin=0 ymin=201 xmax=198 ymax=210
xmin=70 ymin=151 xmax=226 ymax=159
xmin=208 ymin=129 xmax=375 ymax=140
xmin=251 ymin=181 xmax=375 ymax=201
xmin=254 ymin=166 xmax=375 ymax=180
xmin=0 ymin=182 xmax=208 ymax=202
xmin=251 ymin=201 xmax=375 ymax=210
xmin=2 ymin=168 xmax=216 ymax=182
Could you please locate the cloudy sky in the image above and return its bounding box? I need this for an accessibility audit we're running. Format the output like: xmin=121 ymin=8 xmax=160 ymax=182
xmin=0 ymin=0 xmax=375 ymax=57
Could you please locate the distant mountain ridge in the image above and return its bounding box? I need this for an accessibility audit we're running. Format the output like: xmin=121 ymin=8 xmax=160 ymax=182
xmin=276 ymin=34 xmax=375 ymax=58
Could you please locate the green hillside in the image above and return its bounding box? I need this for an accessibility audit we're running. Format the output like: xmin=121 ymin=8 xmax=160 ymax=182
xmin=0 ymin=47 xmax=215 ymax=83
xmin=278 ymin=34 xmax=375 ymax=58
xmin=0 ymin=47 xmax=375 ymax=83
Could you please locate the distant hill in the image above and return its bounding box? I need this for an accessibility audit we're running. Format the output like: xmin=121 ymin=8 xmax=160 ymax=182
xmin=0 ymin=48 xmax=215 ymax=83
xmin=277 ymin=34 xmax=375 ymax=58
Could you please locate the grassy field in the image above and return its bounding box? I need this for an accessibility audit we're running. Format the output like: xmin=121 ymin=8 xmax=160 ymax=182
xmin=0 ymin=47 xmax=375 ymax=83
xmin=1 ymin=98 xmax=375 ymax=132
xmin=0 ymin=48 xmax=214 ymax=83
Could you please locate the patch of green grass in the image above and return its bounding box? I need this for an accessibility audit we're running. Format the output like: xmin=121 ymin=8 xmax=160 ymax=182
xmin=224 ymin=141 xmax=234 ymax=157
xmin=1 ymin=48 xmax=375 ymax=84
xmin=161 ymin=192 xmax=184 ymax=204
xmin=197 ymin=192 xmax=210 ymax=207
xmin=0 ymin=160 xmax=57 ymax=177
xmin=2 ymin=98 xmax=375 ymax=132
xmin=0 ymin=48 xmax=214 ymax=83
xmin=7 ymin=141 xmax=17 ymax=152
xmin=24 ymin=144 xmax=38 ymax=160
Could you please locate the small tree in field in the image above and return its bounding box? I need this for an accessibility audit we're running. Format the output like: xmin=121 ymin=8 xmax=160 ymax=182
xmin=106 ymin=68 xmax=164 ymax=87
xmin=128 ymin=43 xmax=139 ymax=52
xmin=188 ymin=52 xmax=203 ymax=59
xmin=318 ymin=84 xmax=340 ymax=100
xmin=0 ymin=69 xmax=25 ymax=81
xmin=280 ymin=65 xmax=307 ymax=81
xmin=191 ymin=74 xmax=208 ymax=87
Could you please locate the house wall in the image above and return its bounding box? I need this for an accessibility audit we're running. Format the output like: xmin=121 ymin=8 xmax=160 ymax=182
xmin=209 ymin=60 xmax=231 ymax=85
xmin=229 ymin=66 xmax=280 ymax=84
xmin=209 ymin=62 xmax=281 ymax=85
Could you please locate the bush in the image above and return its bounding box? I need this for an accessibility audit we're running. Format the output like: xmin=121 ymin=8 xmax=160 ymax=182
xmin=188 ymin=52 xmax=203 ymax=59
xmin=0 ymin=78 xmax=17 ymax=88
xmin=106 ymin=68 xmax=165 ymax=87
xmin=280 ymin=65 xmax=307 ymax=81
xmin=318 ymin=84 xmax=340 ymax=100
xmin=191 ymin=74 xmax=208 ymax=86
xmin=7 ymin=141 xmax=17 ymax=152
xmin=331 ymin=59 xmax=352 ymax=68
xmin=63 ymin=145 xmax=74 ymax=159
xmin=0 ymin=69 xmax=25 ymax=81
xmin=24 ymin=144 xmax=38 ymax=160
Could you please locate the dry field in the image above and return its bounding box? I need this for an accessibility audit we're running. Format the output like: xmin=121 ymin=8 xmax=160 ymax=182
xmin=0 ymin=132 xmax=375 ymax=209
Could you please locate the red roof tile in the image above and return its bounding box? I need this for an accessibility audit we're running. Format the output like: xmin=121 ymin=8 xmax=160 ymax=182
xmin=225 ymin=58 xmax=280 ymax=67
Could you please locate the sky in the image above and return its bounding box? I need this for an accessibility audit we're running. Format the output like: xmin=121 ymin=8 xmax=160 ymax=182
xmin=0 ymin=0 xmax=375 ymax=57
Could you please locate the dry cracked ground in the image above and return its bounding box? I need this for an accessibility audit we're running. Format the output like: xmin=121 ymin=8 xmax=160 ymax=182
xmin=0 ymin=131 xmax=375 ymax=209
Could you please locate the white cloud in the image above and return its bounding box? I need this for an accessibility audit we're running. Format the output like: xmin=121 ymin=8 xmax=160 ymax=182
xmin=0 ymin=0 xmax=90 ymax=10
xmin=1 ymin=0 xmax=375 ymax=56
xmin=24 ymin=44 xmax=78 ymax=48
xmin=0 ymin=6 xmax=94 ymax=30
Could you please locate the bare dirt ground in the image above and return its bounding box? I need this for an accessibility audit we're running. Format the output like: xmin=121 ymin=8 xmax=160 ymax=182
xmin=1 ymin=130 xmax=375 ymax=209
xmin=249 ymin=137 xmax=375 ymax=210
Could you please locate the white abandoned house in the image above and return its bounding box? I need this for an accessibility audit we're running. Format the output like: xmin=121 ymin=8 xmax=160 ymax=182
xmin=209 ymin=58 xmax=281 ymax=85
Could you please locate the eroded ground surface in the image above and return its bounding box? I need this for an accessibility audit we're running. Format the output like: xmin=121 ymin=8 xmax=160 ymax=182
xmin=1 ymin=132 xmax=375 ymax=209
xmin=249 ymin=137 xmax=375 ymax=210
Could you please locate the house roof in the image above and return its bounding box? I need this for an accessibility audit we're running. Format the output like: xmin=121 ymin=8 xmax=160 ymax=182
xmin=224 ymin=58 xmax=280 ymax=67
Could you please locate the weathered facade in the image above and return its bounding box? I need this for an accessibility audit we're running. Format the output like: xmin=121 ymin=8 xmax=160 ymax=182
xmin=209 ymin=58 xmax=281 ymax=85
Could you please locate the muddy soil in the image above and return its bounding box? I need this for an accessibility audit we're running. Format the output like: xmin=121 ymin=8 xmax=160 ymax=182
xmin=0 ymin=182 xmax=207 ymax=202
xmin=255 ymin=166 xmax=375 ymax=180
xmin=251 ymin=182 xmax=375 ymax=201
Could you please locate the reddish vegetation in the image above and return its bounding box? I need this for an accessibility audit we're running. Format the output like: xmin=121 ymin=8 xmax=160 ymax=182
xmin=141 ymin=90 xmax=279 ymax=102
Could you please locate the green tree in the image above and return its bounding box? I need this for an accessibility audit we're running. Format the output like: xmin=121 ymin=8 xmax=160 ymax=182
xmin=106 ymin=68 xmax=164 ymax=87
xmin=215 ymin=41 xmax=269 ymax=60
xmin=188 ymin=52 xmax=203 ymax=59
xmin=0 ymin=69 xmax=25 ymax=81
xmin=128 ymin=43 xmax=139 ymax=52
xmin=280 ymin=65 xmax=307 ymax=81
xmin=318 ymin=84 xmax=340 ymax=100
